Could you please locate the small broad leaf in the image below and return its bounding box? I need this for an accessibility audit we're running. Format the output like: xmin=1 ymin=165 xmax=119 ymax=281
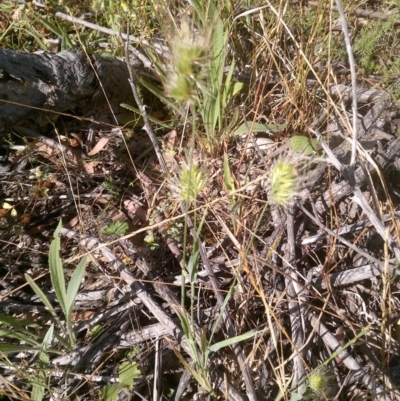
xmin=103 ymin=221 xmax=129 ymax=236
xmin=119 ymin=361 xmax=141 ymax=389
xmin=90 ymin=324 xmax=104 ymax=338
xmin=232 ymin=122 xmax=286 ymax=136
xmin=231 ymin=81 xmax=244 ymax=97
xmin=100 ymin=384 xmax=120 ymax=401
xmin=289 ymin=393 xmax=303 ymax=401
xmin=290 ymin=135 xmax=315 ymax=155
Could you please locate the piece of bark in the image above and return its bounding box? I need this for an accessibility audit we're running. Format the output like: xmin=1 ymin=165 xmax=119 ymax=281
xmin=0 ymin=48 xmax=136 ymax=132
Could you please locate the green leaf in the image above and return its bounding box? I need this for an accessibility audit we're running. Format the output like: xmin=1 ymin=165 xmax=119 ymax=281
xmin=118 ymin=361 xmax=141 ymax=389
xmin=24 ymin=274 xmax=60 ymax=324
xmin=21 ymin=28 xmax=48 ymax=52
xmin=223 ymin=152 xmax=235 ymax=192
xmin=49 ymin=220 xmax=67 ymax=316
xmin=90 ymin=324 xmax=104 ymax=338
xmin=31 ymin=381 xmax=46 ymax=401
xmin=289 ymin=393 xmax=304 ymax=401
xmin=231 ymin=81 xmax=244 ymax=97
xmin=0 ymin=313 xmax=41 ymax=335
xmin=103 ymin=221 xmax=129 ymax=236
xmin=211 ymin=15 xmax=226 ymax=85
xmin=66 ymin=255 xmax=86 ymax=315
xmin=209 ymin=284 xmax=235 ymax=343
xmin=0 ymin=328 xmax=39 ymax=347
xmin=39 ymin=16 xmax=63 ymax=37
xmin=120 ymin=104 xmax=171 ymax=128
xmin=175 ymin=309 xmax=191 ymax=339
xmin=100 ymin=384 xmax=120 ymax=401
xmin=32 ymin=325 xmax=54 ymax=401
xmin=139 ymin=79 xmax=186 ymax=116
xmin=0 ymin=344 xmax=39 ymax=354
xmin=290 ymin=135 xmax=315 ymax=155
xmin=232 ymin=122 xmax=286 ymax=136
xmin=53 ymin=331 xmax=71 ymax=350
xmin=187 ymin=249 xmax=199 ymax=284
xmin=222 ymin=60 xmax=235 ymax=107
xmin=208 ymin=329 xmax=262 ymax=353
xmin=190 ymin=0 xmax=206 ymax=26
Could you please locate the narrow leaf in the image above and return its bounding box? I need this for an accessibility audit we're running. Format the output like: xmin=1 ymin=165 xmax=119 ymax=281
xmin=0 ymin=344 xmax=39 ymax=354
xmin=120 ymin=104 xmax=171 ymax=128
xmin=24 ymin=274 xmax=60 ymax=323
xmin=49 ymin=220 xmax=67 ymax=316
xmin=0 ymin=328 xmax=39 ymax=347
xmin=32 ymin=325 xmax=54 ymax=401
xmin=187 ymin=250 xmax=199 ymax=284
xmin=208 ymin=329 xmax=262 ymax=353
xmin=0 ymin=313 xmax=40 ymax=335
xmin=139 ymin=79 xmax=186 ymax=115
xmin=66 ymin=255 xmax=87 ymax=315
xmin=210 ymin=284 xmax=235 ymax=343
xmin=223 ymin=152 xmax=235 ymax=192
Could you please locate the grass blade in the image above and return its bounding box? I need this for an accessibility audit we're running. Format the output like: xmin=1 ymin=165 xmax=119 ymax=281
xmin=208 ymin=329 xmax=262 ymax=353
xmin=66 ymin=255 xmax=87 ymax=315
xmin=49 ymin=220 xmax=67 ymax=316
xmin=31 ymin=324 xmax=54 ymax=401
xmin=24 ymin=274 xmax=60 ymax=325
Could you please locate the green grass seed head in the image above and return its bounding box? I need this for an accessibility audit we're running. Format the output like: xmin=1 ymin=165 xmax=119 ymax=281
xmin=269 ymin=160 xmax=297 ymax=206
xmin=307 ymin=367 xmax=335 ymax=397
xmin=165 ymin=20 xmax=208 ymax=103
xmin=179 ymin=163 xmax=207 ymax=203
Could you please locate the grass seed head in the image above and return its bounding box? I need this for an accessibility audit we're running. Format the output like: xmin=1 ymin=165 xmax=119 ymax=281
xmin=165 ymin=20 xmax=208 ymax=103
xmin=178 ymin=163 xmax=207 ymax=204
xmin=307 ymin=367 xmax=335 ymax=398
xmin=269 ymin=160 xmax=297 ymax=206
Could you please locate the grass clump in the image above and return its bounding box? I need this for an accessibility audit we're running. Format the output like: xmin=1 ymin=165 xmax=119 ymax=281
xmin=1 ymin=1 xmax=400 ymax=400
xmin=353 ymin=14 xmax=400 ymax=75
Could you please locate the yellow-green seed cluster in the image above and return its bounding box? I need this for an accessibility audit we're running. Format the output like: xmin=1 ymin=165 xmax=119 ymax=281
xmin=269 ymin=160 xmax=297 ymax=206
xmin=166 ymin=21 xmax=208 ymax=103
xmin=307 ymin=367 xmax=335 ymax=397
xmin=179 ymin=163 xmax=207 ymax=203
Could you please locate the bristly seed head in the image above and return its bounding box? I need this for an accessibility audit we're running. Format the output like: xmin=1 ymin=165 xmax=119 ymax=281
xmin=178 ymin=163 xmax=207 ymax=204
xmin=307 ymin=367 xmax=335 ymax=398
xmin=165 ymin=20 xmax=208 ymax=103
xmin=269 ymin=160 xmax=297 ymax=206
